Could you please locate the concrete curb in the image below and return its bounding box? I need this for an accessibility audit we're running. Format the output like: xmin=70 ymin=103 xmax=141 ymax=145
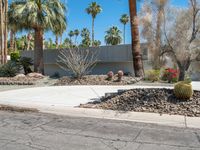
xmin=3 ymin=102 xmax=198 ymax=129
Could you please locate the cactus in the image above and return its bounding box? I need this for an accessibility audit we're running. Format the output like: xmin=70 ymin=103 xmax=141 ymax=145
xmin=174 ymin=80 xmax=193 ymax=99
xmin=117 ymin=70 xmax=124 ymax=81
xmin=107 ymin=71 xmax=114 ymax=81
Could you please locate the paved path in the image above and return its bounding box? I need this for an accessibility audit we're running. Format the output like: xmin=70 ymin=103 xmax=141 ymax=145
xmin=0 ymin=111 xmax=200 ymax=150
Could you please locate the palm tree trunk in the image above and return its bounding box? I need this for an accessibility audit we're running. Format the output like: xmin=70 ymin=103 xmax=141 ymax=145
xmin=27 ymin=32 xmax=31 ymax=50
xmin=92 ymin=17 xmax=94 ymax=46
xmin=129 ymin=0 xmax=144 ymax=77
xmin=55 ymin=35 xmax=58 ymax=49
xmin=0 ymin=0 xmax=4 ymax=64
xmin=123 ymin=24 xmax=126 ymax=44
xmin=3 ymin=0 xmax=8 ymax=64
xmin=10 ymin=30 xmax=14 ymax=51
xmin=34 ymin=28 xmax=44 ymax=74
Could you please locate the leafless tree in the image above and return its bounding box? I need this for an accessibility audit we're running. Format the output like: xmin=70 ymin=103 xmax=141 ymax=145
xmin=161 ymin=0 xmax=200 ymax=81
xmin=140 ymin=0 xmax=168 ymax=69
xmin=57 ymin=47 xmax=98 ymax=79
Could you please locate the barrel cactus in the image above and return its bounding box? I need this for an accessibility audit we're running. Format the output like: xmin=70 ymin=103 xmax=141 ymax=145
xmin=174 ymin=80 xmax=193 ymax=99
xmin=117 ymin=70 xmax=124 ymax=81
xmin=107 ymin=71 xmax=114 ymax=81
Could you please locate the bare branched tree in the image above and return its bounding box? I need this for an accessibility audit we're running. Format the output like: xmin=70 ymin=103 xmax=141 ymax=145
xmin=140 ymin=0 xmax=168 ymax=69
xmin=57 ymin=47 xmax=98 ymax=79
xmin=161 ymin=0 xmax=200 ymax=81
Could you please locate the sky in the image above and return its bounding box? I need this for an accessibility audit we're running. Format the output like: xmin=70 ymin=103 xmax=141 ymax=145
xmin=12 ymin=0 xmax=189 ymax=45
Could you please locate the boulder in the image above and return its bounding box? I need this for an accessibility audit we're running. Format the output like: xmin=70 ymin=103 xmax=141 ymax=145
xmin=14 ymin=74 xmax=26 ymax=78
xmin=27 ymin=73 xmax=44 ymax=78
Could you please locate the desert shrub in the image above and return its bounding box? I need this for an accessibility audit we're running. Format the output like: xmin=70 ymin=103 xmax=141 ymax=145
xmin=161 ymin=68 xmax=178 ymax=83
xmin=57 ymin=47 xmax=98 ymax=79
xmin=10 ymin=51 xmax=20 ymax=61
xmin=51 ymin=72 xmax=60 ymax=78
xmin=145 ymin=70 xmax=160 ymax=82
xmin=19 ymin=57 xmax=33 ymax=75
xmin=0 ymin=61 xmax=20 ymax=77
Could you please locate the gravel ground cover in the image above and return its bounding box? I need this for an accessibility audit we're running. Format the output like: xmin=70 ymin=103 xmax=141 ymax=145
xmin=80 ymin=88 xmax=200 ymax=117
xmin=55 ymin=75 xmax=141 ymax=85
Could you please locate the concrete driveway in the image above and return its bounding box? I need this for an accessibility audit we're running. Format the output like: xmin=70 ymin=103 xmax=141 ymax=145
xmin=0 ymin=82 xmax=199 ymax=108
xmin=0 ymin=111 xmax=200 ymax=150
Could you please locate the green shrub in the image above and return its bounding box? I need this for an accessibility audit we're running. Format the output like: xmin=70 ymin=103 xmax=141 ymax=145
xmin=10 ymin=51 xmax=20 ymax=61
xmin=145 ymin=70 xmax=160 ymax=82
xmin=19 ymin=57 xmax=33 ymax=75
xmin=0 ymin=61 xmax=20 ymax=77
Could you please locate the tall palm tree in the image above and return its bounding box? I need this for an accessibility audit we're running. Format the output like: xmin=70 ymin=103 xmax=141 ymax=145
xmin=0 ymin=0 xmax=8 ymax=64
xmin=93 ymin=40 xmax=101 ymax=47
xmin=68 ymin=30 xmax=74 ymax=43
xmin=105 ymin=26 xmax=122 ymax=45
xmin=86 ymin=2 xmax=102 ymax=46
xmin=80 ymin=28 xmax=91 ymax=48
xmin=4 ymin=0 xmax=8 ymax=64
xmin=129 ymin=0 xmax=144 ymax=77
xmin=0 ymin=1 xmax=4 ymax=64
xmin=120 ymin=14 xmax=129 ymax=44
xmin=8 ymin=0 xmax=67 ymax=74
xmin=81 ymin=28 xmax=90 ymax=38
xmin=53 ymin=21 xmax=66 ymax=49
xmin=74 ymin=29 xmax=80 ymax=44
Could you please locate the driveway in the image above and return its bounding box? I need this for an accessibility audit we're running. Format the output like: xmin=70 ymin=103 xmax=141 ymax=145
xmin=0 ymin=111 xmax=200 ymax=150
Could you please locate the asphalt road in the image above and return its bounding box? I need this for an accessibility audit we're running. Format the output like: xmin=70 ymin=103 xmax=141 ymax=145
xmin=0 ymin=111 xmax=200 ymax=150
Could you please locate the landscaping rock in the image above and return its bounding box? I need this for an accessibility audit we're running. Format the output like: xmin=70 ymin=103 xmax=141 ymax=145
xmin=27 ymin=73 xmax=44 ymax=79
xmin=80 ymin=88 xmax=200 ymax=117
xmin=14 ymin=74 xmax=26 ymax=78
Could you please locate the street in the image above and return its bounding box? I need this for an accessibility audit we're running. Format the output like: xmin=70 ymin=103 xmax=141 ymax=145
xmin=0 ymin=111 xmax=199 ymax=150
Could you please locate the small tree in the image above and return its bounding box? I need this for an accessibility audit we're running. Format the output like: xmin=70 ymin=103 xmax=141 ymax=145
xmin=57 ymin=47 xmax=98 ymax=79
xmin=162 ymin=0 xmax=200 ymax=81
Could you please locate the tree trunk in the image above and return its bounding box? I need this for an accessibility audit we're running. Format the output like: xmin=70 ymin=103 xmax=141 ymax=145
xmin=178 ymin=68 xmax=186 ymax=81
xmin=129 ymin=0 xmax=144 ymax=77
xmin=27 ymin=32 xmax=32 ymax=50
xmin=92 ymin=17 xmax=94 ymax=46
xmin=3 ymin=0 xmax=8 ymax=63
xmin=0 ymin=1 xmax=4 ymax=64
xmin=154 ymin=5 xmax=163 ymax=70
xmin=34 ymin=28 xmax=44 ymax=74
xmin=123 ymin=24 xmax=126 ymax=44
xmin=10 ymin=30 xmax=14 ymax=51
xmin=55 ymin=35 xmax=58 ymax=49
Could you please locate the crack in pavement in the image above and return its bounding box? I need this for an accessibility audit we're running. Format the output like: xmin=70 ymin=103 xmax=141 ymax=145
xmin=194 ymin=132 xmax=200 ymax=143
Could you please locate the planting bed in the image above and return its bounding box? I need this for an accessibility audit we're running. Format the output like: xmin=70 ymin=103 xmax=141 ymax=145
xmin=80 ymin=88 xmax=200 ymax=117
xmin=55 ymin=75 xmax=141 ymax=85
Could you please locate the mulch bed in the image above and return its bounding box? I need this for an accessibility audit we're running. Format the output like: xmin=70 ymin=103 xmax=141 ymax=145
xmin=80 ymin=88 xmax=200 ymax=117
xmin=55 ymin=75 xmax=141 ymax=85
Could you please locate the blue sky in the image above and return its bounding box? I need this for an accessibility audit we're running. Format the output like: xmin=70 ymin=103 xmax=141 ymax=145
xmin=13 ymin=0 xmax=188 ymax=45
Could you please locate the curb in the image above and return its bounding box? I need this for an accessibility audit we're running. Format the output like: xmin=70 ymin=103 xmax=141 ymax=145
xmin=38 ymin=105 xmax=200 ymax=129
xmin=0 ymin=103 xmax=200 ymax=129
